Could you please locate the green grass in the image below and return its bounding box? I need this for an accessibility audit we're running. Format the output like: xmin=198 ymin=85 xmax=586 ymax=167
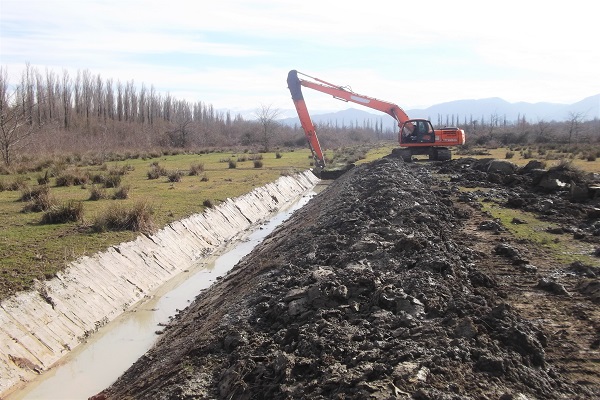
xmin=0 ymin=149 xmax=316 ymax=299
xmin=480 ymin=201 xmax=597 ymax=265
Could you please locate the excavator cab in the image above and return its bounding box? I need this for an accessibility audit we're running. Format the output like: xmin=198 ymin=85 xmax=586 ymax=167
xmin=400 ymin=119 xmax=435 ymax=144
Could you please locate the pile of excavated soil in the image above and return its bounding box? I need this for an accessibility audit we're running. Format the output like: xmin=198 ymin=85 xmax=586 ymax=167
xmin=94 ymin=157 xmax=598 ymax=399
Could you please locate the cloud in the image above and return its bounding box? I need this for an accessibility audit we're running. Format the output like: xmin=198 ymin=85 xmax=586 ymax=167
xmin=1 ymin=0 xmax=598 ymax=111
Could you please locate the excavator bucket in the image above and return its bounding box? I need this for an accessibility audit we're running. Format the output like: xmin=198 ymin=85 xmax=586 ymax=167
xmin=319 ymin=163 xmax=355 ymax=180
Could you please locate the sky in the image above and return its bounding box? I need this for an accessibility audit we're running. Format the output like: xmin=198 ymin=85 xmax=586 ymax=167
xmin=1 ymin=0 xmax=598 ymax=118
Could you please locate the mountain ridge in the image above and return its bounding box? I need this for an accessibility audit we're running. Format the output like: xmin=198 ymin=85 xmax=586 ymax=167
xmin=276 ymin=94 xmax=599 ymax=127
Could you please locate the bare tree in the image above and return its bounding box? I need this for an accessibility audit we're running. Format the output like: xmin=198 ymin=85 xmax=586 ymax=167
xmin=255 ymin=104 xmax=281 ymax=152
xmin=535 ymin=119 xmax=553 ymax=143
xmin=0 ymin=68 xmax=38 ymax=165
xmin=567 ymin=111 xmax=585 ymax=145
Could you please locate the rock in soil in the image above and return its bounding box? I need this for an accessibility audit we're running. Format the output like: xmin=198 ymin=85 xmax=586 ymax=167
xmin=94 ymin=158 xmax=598 ymax=400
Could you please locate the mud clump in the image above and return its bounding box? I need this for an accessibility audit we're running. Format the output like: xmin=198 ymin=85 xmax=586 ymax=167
xmin=96 ymin=158 xmax=595 ymax=399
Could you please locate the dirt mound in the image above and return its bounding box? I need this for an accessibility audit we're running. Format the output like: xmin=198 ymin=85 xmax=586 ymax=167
xmin=95 ymin=158 xmax=597 ymax=399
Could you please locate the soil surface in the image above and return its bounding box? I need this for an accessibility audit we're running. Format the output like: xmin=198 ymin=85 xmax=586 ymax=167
xmin=93 ymin=157 xmax=600 ymax=399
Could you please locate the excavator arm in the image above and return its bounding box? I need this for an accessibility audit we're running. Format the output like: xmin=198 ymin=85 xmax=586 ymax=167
xmin=287 ymin=70 xmax=413 ymax=170
xmin=287 ymin=69 xmax=465 ymax=165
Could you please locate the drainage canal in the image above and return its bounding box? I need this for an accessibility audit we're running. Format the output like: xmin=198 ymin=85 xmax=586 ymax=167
xmin=9 ymin=189 xmax=318 ymax=400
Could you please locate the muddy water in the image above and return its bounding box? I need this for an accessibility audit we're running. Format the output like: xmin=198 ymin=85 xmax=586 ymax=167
xmin=9 ymin=188 xmax=320 ymax=400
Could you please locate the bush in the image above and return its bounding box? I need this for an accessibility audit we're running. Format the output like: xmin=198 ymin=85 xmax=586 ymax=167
xmin=56 ymin=170 xmax=89 ymax=187
xmin=253 ymin=160 xmax=264 ymax=168
xmin=112 ymin=185 xmax=130 ymax=200
xmin=147 ymin=163 xmax=167 ymax=179
xmin=167 ymin=170 xmax=183 ymax=182
xmin=20 ymin=184 xmax=49 ymax=202
xmin=21 ymin=185 xmax=57 ymax=212
xmin=37 ymin=171 xmax=50 ymax=185
xmin=505 ymin=151 xmax=515 ymax=159
xmin=103 ymin=173 xmax=122 ymax=188
xmin=200 ymin=173 xmax=209 ymax=182
xmin=92 ymin=201 xmax=155 ymax=233
xmin=88 ymin=185 xmax=108 ymax=201
xmin=203 ymin=199 xmax=214 ymax=208
xmin=41 ymin=201 xmax=84 ymax=224
xmin=228 ymin=160 xmax=237 ymax=169
xmin=189 ymin=162 xmax=205 ymax=176
xmin=275 ymin=152 xmax=282 ymax=159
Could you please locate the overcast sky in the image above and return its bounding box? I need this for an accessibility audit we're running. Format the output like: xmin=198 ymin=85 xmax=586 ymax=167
xmin=1 ymin=0 xmax=598 ymax=116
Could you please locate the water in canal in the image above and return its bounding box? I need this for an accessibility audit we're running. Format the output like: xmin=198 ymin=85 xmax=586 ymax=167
xmin=10 ymin=189 xmax=317 ymax=400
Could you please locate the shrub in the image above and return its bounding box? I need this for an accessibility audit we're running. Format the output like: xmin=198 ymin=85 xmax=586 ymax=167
xmin=586 ymin=154 xmax=597 ymax=162
xmin=56 ymin=170 xmax=88 ymax=187
xmin=253 ymin=160 xmax=264 ymax=168
xmin=92 ymin=201 xmax=155 ymax=233
xmin=21 ymin=186 xmax=57 ymax=212
xmin=203 ymin=199 xmax=214 ymax=208
xmin=37 ymin=171 xmax=50 ymax=185
xmin=20 ymin=185 xmax=50 ymax=202
xmin=200 ymin=174 xmax=209 ymax=182
xmin=505 ymin=151 xmax=515 ymax=159
xmin=88 ymin=185 xmax=108 ymax=201
xmin=228 ymin=160 xmax=237 ymax=169
xmin=189 ymin=162 xmax=205 ymax=176
xmin=103 ymin=172 xmax=122 ymax=188
xmin=167 ymin=170 xmax=183 ymax=182
xmin=112 ymin=185 xmax=130 ymax=200
xmin=3 ymin=176 xmax=28 ymax=191
xmin=41 ymin=201 xmax=84 ymax=224
xmin=275 ymin=152 xmax=282 ymax=159
xmin=147 ymin=163 xmax=167 ymax=179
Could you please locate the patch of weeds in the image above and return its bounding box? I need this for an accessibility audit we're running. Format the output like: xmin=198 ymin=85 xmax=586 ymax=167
xmin=92 ymin=201 xmax=155 ymax=233
xmin=103 ymin=172 xmax=122 ymax=188
xmin=21 ymin=185 xmax=57 ymax=212
xmin=167 ymin=170 xmax=183 ymax=182
xmin=112 ymin=185 xmax=130 ymax=200
xmin=189 ymin=163 xmax=205 ymax=176
xmin=88 ymin=185 xmax=109 ymax=201
xmin=41 ymin=201 xmax=84 ymax=224
xmin=37 ymin=171 xmax=50 ymax=185
xmin=2 ymin=176 xmax=29 ymax=191
xmin=56 ymin=169 xmax=89 ymax=187
xmin=147 ymin=163 xmax=167 ymax=179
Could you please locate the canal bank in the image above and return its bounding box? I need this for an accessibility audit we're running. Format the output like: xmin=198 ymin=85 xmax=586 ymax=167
xmin=0 ymin=171 xmax=319 ymax=397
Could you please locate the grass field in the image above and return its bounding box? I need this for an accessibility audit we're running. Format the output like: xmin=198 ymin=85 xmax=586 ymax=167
xmin=0 ymin=149 xmax=317 ymax=299
xmin=1 ymin=143 xmax=599 ymax=300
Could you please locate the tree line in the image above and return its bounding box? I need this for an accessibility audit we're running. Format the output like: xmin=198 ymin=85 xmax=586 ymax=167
xmin=1 ymin=64 xmax=599 ymax=167
xmin=1 ymin=64 xmax=385 ymax=166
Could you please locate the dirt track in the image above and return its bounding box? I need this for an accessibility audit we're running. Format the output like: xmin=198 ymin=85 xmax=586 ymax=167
xmin=94 ymin=157 xmax=599 ymax=399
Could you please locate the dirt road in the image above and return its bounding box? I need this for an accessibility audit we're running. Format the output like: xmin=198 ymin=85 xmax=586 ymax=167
xmin=94 ymin=157 xmax=599 ymax=399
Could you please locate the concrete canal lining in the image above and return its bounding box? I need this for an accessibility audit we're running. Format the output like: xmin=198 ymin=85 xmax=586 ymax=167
xmin=0 ymin=171 xmax=319 ymax=397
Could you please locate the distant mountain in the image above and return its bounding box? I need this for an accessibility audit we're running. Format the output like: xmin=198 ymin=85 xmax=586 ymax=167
xmin=277 ymin=94 xmax=600 ymax=128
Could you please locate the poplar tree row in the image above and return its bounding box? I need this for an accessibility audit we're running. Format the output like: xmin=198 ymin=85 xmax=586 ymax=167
xmin=3 ymin=64 xmax=234 ymax=131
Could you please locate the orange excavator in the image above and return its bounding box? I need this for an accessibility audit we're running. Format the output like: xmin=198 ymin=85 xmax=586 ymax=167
xmin=287 ymin=70 xmax=465 ymax=173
